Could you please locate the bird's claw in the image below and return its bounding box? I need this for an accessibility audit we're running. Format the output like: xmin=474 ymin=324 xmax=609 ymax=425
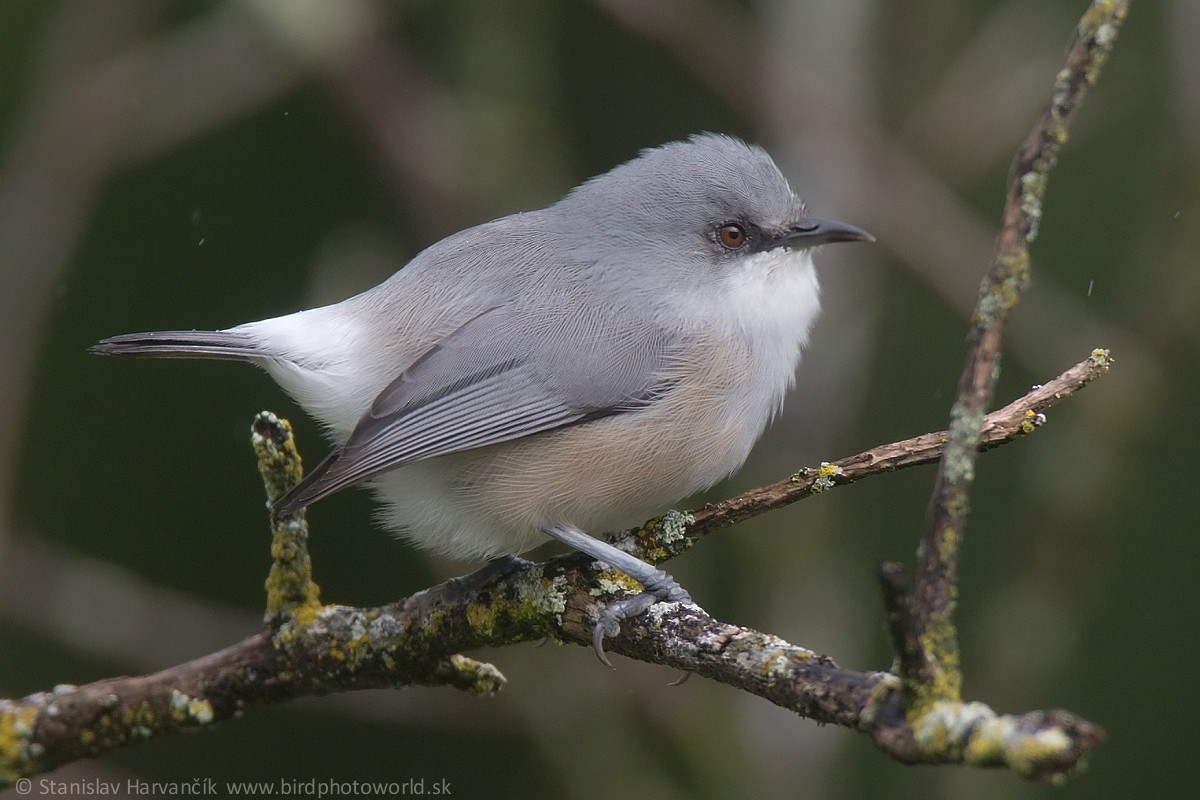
xmin=591 ymin=576 xmax=693 ymax=668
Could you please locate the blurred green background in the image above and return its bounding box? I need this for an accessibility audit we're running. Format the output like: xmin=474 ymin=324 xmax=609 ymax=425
xmin=1 ymin=0 xmax=1195 ymax=797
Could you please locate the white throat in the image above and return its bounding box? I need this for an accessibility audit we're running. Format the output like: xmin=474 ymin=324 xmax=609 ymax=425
xmin=715 ymin=247 xmax=822 ymax=422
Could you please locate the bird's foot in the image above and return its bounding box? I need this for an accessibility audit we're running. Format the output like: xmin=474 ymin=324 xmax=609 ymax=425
xmin=591 ymin=568 xmax=692 ymax=668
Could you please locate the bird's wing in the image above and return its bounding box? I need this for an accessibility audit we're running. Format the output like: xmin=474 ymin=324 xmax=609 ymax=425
xmin=274 ymin=303 xmax=668 ymax=514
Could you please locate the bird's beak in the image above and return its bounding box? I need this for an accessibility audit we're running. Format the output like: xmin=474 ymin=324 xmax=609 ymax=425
xmin=781 ymin=216 xmax=875 ymax=249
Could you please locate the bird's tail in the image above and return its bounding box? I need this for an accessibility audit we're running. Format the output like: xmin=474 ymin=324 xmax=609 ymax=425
xmin=91 ymin=330 xmax=265 ymax=361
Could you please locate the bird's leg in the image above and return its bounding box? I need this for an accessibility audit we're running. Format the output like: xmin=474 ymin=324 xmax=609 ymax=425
xmin=542 ymin=524 xmax=693 ymax=667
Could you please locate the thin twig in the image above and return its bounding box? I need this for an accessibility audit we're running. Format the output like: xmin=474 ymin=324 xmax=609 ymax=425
xmin=877 ymin=562 xmax=929 ymax=688
xmin=638 ymin=349 xmax=1113 ymax=557
xmin=911 ymin=0 xmax=1129 ymax=714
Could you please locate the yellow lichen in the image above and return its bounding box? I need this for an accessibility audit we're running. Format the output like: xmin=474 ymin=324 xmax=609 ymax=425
xmin=1008 ymin=727 xmax=1074 ymax=777
xmin=255 ymin=413 xmax=324 ymax=626
xmin=446 ymin=655 xmax=507 ymax=697
xmin=913 ymin=700 xmax=996 ymax=760
xmin=593 ymin=569 xmax=643 ymax=597
xmin=420 ymin=607 xmax=445 ymax=637
xmin=1080 ymin=0 xmax=1122 ymax=40
xmin=264 ymin=543 xmax=323 ymax=624
xmin=187 ymin=699 xmax=214 ymax=725
xmin=757 ymin=651 xmax=792 ymax=685
xmin=462 ymin=571 xmax=567 ymax=639
xmin=908 ymin=604 xmax=962 ymax=721
xmin=251 ymin=413 xmax=304 ymax=501
xmin=974 ymin=251 xmax=1031 ymax=324
xmin=169 ymin=690 xmax=214 ymax=726
xmin=937 ymin=526 xmax=960 ymax=566
xmin=964 ymin=722 xmax=1008 ymax=764
xmin=0 ymin=705 xmax=39 ymax=782
xmin=169 ymin=690 xmax=191 ymax=723
xmin=465 ymin=595 xmax=503 ymax=638
xmin=961 ymin=712 xmax=1075 ymax=777
xmin=810 ymin=462 xmax=843 ymax=493
xmin=133 ymin=701 xmax=156 ymax=729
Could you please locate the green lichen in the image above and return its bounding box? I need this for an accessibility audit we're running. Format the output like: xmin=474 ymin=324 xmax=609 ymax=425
xmin=717 ymin=632 xmax=815 ymax=688
xmin=465 ymin=570 xmax=567 ymax=640
xmin=268 ymin=594 xmax=505 ymax=695
xmin=911 ymin=699 xmax=1078 ymax=771
xmin=633 ymin=510 xmax=695 ymax=562
xmin=1047 ymin=67 xmax=1074 ymax=138
xmin=1020 ymin=170 xmax=1048 ymax=242
xmin=305 ymin=607 xmax=380 ymax=670
xmin=975 ymin=250 xmax=1031 ymax=327
xmin=655 ymin=510 xmax=692 ymax=545
xmin=1079 ymin=1 xmax=1127 ymax=88
xmin=942 ymin=402 xmax=986 ymax=486
xmin=290 ymin=603 xmax=507 ymax=693
xmin=533 ymin=574 xmax=570 ymax=622
xmin=788 ymin=466 xmax=811 ymax=483
xmin=644 ymin=595 xmax=693 ymax=632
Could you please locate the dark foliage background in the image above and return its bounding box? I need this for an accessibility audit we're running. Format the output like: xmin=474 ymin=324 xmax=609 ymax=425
xmin=1 ymin=1 xmax=1195 ymax=797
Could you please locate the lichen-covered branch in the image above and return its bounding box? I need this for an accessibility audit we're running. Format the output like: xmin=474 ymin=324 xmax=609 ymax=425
xmin=253 ymin=413 xmax=322 ymax=627
xmin=907 ymin=0 xmax=1129 ymax=717
xmin=0 ymin=412 xmax=510 ymax=784
xmin=0 ymin=353 xmax=1109 ymax=783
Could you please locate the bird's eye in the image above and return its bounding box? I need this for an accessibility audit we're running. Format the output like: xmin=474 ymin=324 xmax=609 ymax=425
xmin=717 ymin=223 xmax=748 ymax=249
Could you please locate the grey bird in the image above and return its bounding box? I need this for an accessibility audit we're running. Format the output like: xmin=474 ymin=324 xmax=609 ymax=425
xmin=93 ymin=133 xmax=874 ymax=663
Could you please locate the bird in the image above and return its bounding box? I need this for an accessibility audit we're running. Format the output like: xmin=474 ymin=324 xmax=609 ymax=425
xmin=93 ymin=133 xmax=874 ymax=663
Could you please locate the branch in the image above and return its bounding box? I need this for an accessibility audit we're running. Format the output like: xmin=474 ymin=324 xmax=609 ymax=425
xmin=0 ymin=0 xmax=1127 ymax=785
xmin=1 ymin=352 xmax=1109 ymax=784
xmin=895 ymin=0 xmax=1129 ymax=727
xmin=679 ymin=349 xmax=1114 ymax=544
